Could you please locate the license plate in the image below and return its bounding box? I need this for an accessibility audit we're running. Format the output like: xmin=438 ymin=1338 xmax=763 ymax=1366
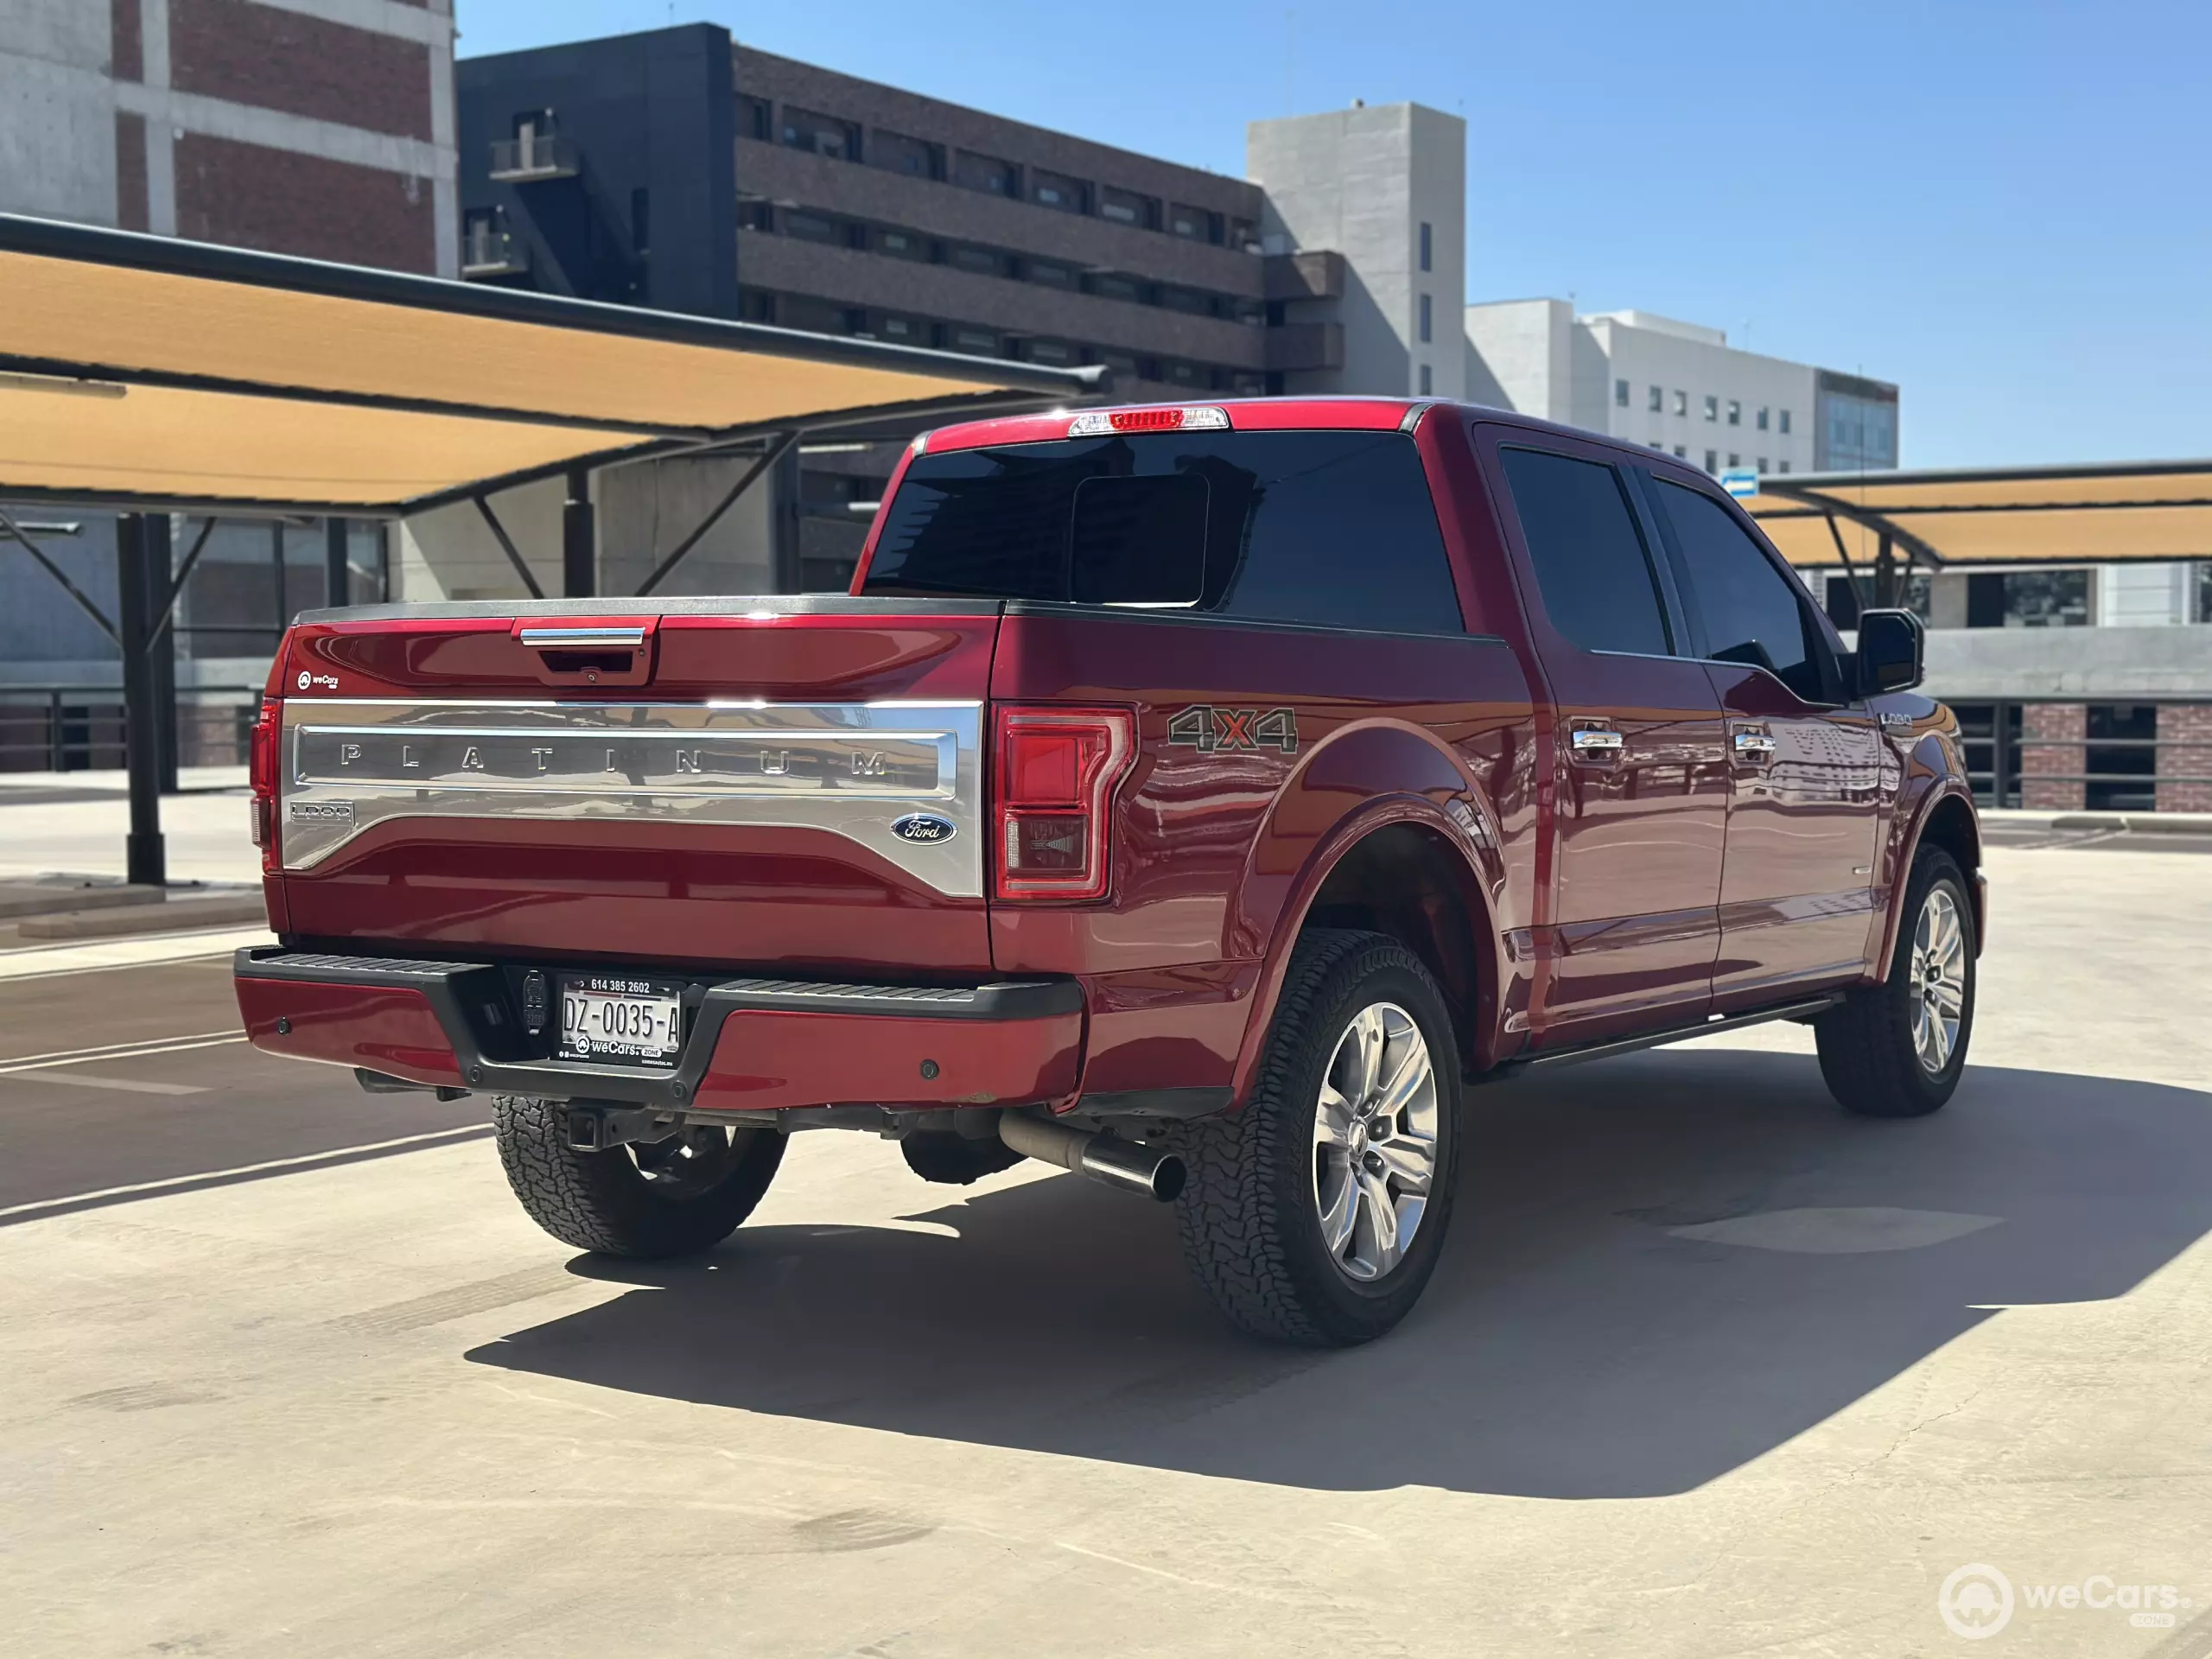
xmin=558 ymin=976 xmax=683 ymax=1065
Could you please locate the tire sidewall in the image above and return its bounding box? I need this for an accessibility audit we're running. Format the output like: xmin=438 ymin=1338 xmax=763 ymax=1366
xmin=1263 ymin=951 xmax=1463 ymax=1338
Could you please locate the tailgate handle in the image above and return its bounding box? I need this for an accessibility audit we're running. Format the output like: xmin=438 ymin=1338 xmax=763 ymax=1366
xmin=518 ymin=626 xmax=649 ymax=648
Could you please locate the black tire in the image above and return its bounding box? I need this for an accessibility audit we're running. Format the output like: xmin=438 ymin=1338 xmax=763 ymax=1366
xmin=1814 ymin=848 xmax=1976 ymax=1117
xmin=1170 ymin=929 xmax=1464 ymax=1347
xmin=491 ymin=1096 xmax=785 ymax=1258
xmin=900 ymin=1131 xmax=1024 ymax=1185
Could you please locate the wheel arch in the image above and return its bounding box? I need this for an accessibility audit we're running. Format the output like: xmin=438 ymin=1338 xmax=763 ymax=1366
xmin=1229 ymin=798 xmax=1504 ymax=1107
xmin=1877 ymin=775 xmax=1984 ymax=976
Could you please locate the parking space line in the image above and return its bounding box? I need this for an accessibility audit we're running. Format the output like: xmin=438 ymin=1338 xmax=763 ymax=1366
xmin=0 ymin=1125 xmax=493 ymax=1222
xmin=0 ymin=927 xmax=274 ymax=982
xmin=30 ymin=1073 xmax=208 ymax=1096
xmin=0 ymin=1031 xmax=245 ymax=1071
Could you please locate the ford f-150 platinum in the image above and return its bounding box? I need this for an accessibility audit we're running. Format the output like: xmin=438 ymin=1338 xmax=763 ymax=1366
xmin=235 ymin=397 xmax=1984 ymax=1345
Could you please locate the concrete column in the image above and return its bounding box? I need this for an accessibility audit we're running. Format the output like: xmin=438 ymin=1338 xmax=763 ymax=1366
xmin=2019 ymin=702 xmax=2085 ymax=811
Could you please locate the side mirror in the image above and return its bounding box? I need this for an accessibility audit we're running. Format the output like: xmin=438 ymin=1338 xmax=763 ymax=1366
xmin=1854 ymin=608 xmax=1924 ymax=695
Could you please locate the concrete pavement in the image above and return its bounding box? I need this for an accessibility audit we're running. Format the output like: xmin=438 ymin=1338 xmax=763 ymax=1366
xmin=3 ymin=839 xmax=2209 ymax=1657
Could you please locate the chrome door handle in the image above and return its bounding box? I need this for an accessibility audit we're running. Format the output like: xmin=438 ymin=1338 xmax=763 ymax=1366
xmin=1570 ymin=728 xmax=1624 ymax=758
xmin=1733 ymin=731 xmax=1777 ymax=758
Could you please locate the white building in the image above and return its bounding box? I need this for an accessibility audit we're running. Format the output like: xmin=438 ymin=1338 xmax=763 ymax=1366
xmin=1463 ymin=299 xmax=1897 ymax=477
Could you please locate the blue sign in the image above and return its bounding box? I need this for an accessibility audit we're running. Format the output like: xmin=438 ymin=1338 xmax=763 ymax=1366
xmin=1721 ymin=468 xmax=1760 ymax=499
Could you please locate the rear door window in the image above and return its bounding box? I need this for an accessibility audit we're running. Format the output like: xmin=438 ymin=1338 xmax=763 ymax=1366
xmin=864 ymin=429 xmax=1463 ymax=633
xmin=1497 ymin=447 xmax=1672 ymax=656
xmin=1650 ymin=480 xmax=1831 ymax=702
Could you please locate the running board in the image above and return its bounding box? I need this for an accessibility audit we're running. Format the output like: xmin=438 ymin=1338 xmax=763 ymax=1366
xmin=1474 ymin=995 xmax=1842 ymax=1084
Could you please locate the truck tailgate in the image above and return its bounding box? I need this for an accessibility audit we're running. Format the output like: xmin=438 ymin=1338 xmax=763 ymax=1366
xmin=265 ymin=599 xmax=1000 ymax=976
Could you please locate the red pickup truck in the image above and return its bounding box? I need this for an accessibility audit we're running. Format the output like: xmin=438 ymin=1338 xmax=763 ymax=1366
xmin=236 ymin=397 xmax=1983 ymax=1346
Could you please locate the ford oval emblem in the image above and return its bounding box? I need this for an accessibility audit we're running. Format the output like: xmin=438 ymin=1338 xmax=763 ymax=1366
xmin=891 ymin=812 xmax=957 ymax=845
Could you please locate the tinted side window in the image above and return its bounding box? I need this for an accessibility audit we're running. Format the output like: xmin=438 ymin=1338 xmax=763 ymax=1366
xmin=1215 ymin=434 xmax=1460 ymax=633
xmin=865 ymin=431 xmax=1462 ymax=633
xmin=1654 ymin=480 xmax=1827 ymax=702
xmin=1497 ymin=447 xmax=1670 ymax=656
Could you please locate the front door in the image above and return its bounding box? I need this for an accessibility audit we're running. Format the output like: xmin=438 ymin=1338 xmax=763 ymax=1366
xmin=1639 ymin=474 xmax=1883 ymax=1006
xmin=1482 ymin=432 xmax=1731 ymax=1042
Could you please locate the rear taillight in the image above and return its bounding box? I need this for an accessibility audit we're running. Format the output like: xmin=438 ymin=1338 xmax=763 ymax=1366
xmin=992 ymin=706 xmax=1135 ymax=902
xmin=249 ymin=700 xmax=279 ymax=868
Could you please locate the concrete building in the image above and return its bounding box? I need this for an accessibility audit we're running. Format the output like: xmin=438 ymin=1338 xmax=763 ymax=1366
xmin=0 ymin=0 xmax=458 ymax=766
xmin=452 ymin=25 xmax=1462 ymax=589
xmin=1464 ymin=300 xmax=1897 ymax=477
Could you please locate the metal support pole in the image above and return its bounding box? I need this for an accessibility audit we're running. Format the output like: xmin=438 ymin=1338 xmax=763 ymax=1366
xmin=562 ymin=467 xmax=595 ymax=598
xmin=770 ymin=444 xmax=804 ymax=594
xmin=148 ymin=514 xmax=178 ymax=793
xmin=117 ymin=515 xmax=167 ymax=888
xmin=325 ymin=515 xmax=350 ymax=608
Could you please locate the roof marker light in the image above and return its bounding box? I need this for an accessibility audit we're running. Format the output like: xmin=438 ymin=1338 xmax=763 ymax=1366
xmin=1067 ymin=405 xmax=1231 ymax=437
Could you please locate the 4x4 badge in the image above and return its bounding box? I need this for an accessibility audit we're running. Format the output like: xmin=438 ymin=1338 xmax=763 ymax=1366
xmin=1167 ymin=705 xmax=1299 ymax=755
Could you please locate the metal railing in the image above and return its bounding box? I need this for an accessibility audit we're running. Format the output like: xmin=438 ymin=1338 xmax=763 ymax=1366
xmin=0 ymin=686 xmax=257 ymax=774
xmin=488 ymin=132 xmax=576 ymax=180
xmin=1949 ymin=700 xmax=2209 ymax=811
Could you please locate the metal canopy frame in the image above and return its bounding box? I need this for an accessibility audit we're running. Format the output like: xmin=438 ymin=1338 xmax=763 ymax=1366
xmin=0 ymin=213 xmax=1109 ymax=887
xmin=1745 ymin=457 xmax=2212 ymax=609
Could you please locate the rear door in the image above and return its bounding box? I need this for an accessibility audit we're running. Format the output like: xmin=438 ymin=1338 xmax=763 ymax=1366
xmin=1478 ymin=427 xmax=1730 ymax=1040
xmin=1637 ymin=474 xmax=1885 ymax=1005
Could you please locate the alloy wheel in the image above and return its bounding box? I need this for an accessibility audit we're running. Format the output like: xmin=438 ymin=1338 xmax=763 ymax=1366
xmin=1311 ymin=1001 xmax=1440 ymax=1281
xmin=1910 ymin=887 xmax=1967 ymax=1073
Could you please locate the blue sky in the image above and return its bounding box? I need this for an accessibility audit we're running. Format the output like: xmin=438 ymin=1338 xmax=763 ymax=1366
xmin=455 ymin=1 xmax=2211 ymax=468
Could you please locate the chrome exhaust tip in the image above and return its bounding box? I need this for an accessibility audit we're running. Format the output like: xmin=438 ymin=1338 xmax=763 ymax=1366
xmin=997 ymin=1111 xmax=1185 ymax=1203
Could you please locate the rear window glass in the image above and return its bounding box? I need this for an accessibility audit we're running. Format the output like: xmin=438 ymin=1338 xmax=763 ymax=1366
xmin=862 ymin=430 xmax=1463 ymax=633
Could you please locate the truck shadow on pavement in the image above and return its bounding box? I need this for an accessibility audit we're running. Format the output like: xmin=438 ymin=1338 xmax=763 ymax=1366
xmin=467 ymin=1047 xmax=2212 ymax=1498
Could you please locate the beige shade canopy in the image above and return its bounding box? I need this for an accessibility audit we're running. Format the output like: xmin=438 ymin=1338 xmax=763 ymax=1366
xmin=0 ymin=214 xmax=1100 ymax=514
xmin=1741 ymin=462 xmax=2212 ymax=569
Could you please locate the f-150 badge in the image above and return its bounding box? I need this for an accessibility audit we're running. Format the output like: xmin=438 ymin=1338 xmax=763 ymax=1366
xmin=1167 ymin=706 xmax=1299 ymax=755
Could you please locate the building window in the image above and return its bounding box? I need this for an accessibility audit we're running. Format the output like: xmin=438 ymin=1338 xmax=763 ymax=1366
xmin=1031 ymin=168 xmax=1086 ymax=213
xmin=1418 ymin=293 xmax=1432 ymax=343
xmin=736 ymin=95 xmax=772 ymax=142
xmin=1419 ymin=221 xmax=1432 ymax=271
xmin=1160 ymin=285 xmax=1212 ymax=315
xmin=1649 ymin=441 xmax=1665 ymax=449
xmin=1703 ymin=395 xmax=1718 ymax=422
xmin=778 ymin=295 xmax=853 ymax=334
xmin=1778 ymin=460 xmax=1791 ymax=473
xmin=1726 ymin=399 xmax=1741 ymax=426
xmin=780 ymin=107 xmax=858 ymax=161
xmin=874 ymin=227 xmax=929 ymax=262
xmin=1704 ymin=449 xmax=1719 ymax=473
xmin=1165 ymin=359 xmax=1205 ymax=387
xmin=1098 ymin=186 xmax=1157 ymax=228
xmin=948 ymin=244 xmax=1006 ymax=277
xmin=1649 ymin=385 xmax=1662 ymax=413
xmin=877 ymin=314 xmax=923 ymax=342
xmin=870 ymin=129 xmax=940 ymax=180
xmin=1027 ymin=257 xmax=1077 ymax=289
xmin=1779 ymin=409 xmax=1792 ymax=435
xmin=1086 ymin=271 xmax=1145 ymax=304
xmin=1230 ymin=216 xmax=1262 ymax=253
xmin=1419 ymin=364 xmax=1433 ymax=395
xmin=950 ymin=324 xmax=1001 ymax=355
xmin=1026 ymin=338 xmax=1076 ymax=364
xmin=1757 ymin=406 xmax=1770 ymax=431
xmin=1757 ymin=456 xmax=1768 ymax=471
xmin=1727 ymin=453 xmax=1739 ymax=468
xmin=1673 ymin=390 xmax=1688 ymax=416
xmin=1674 ymin=445 xmax=1687 ymax=459
xmin=952 ymin=150 xmax=1017 ymax=196
xmin=1167 ymin=202 xmax=1217 ymax=241
xmin=1615 ymin=378 xmax=1630 ymax=408
xmin=736 ymin=197 xmax=772 ymax=232
xmin=782 ymin=210 xmax=843 ymax=245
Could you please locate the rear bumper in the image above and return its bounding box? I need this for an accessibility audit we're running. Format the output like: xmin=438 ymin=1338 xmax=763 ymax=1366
xmin=233 ymin=948 xmax=1084 ymax=1112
